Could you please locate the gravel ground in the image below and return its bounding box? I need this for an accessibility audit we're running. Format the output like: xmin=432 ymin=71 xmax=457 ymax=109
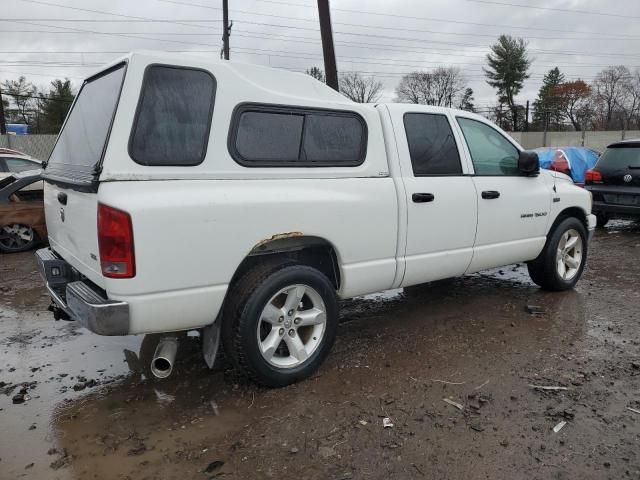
xmin=0 ymin=221 xmax=639 ymax=480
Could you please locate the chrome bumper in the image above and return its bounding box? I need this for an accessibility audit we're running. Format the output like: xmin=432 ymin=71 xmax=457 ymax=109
xmin=35 ymin=248 xmax=130 ymax=336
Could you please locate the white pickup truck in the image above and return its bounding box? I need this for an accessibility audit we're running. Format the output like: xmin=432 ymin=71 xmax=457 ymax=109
xmin=36 ymin=52 xmax=595 ymax=387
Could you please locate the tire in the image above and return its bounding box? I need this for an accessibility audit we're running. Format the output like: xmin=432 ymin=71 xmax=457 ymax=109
xmin=527 ymin=216 xmax=588 ymax=291
xmin=595 ymin=213 xmax=609 ymax=228
xmin=222 ymin=261 xmax=338 ymax=387
xmin=0 ymin=224 xmax=39 ymax=253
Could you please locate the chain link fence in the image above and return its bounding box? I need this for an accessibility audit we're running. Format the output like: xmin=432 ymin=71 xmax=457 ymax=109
xmin=0 ymin=134 xmax=58 ymax=160
xmin=509 ymin=130 xmax=640 ymax=152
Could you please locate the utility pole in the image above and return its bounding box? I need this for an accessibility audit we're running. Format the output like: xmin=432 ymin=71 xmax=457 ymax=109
xmin=0 ymin=85 xmax=6 ymax=135
xmin=525 ymin=100 xmax=529 ymax=132
xmin=221 ymin=0 xmax=231 ymax=60
xmin=317 ymin=0 xmax=339 ymax=91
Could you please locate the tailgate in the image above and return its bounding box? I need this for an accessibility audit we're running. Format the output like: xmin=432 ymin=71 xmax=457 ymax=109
xmin=44 ymin=182 xmax=103 ymax=287
xmin=41 ymin=62 xmax=126 ymax=288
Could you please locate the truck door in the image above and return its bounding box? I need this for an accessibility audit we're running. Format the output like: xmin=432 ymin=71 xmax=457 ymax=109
xmin=388 ymin=106 xmax=477 ymax=287
xmin=454 ymin=116 xmax=552 ymax=272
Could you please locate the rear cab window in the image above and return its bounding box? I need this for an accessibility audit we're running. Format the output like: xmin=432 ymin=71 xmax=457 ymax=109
xmin=44 ymin=63 xmax=126 ymax=186
xmin=229 ymin=104 xmax=367 ymax=167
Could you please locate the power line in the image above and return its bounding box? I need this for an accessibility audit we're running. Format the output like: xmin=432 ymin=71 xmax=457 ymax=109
xmin=463 ymin=0 xmax=640 ymax=19
xmin=7 ymin=19 xmax=640 ymax=60
xmin=254 ymin=0 xmax=640 ymax=32
xmin=150 ymin=0 xmax=640 ymax=41
xmin=4 ymin=47 xmax=633 ymax=69
xmin=16 ymin=0 xmax=214 ymax=31
xmin=2 ymin=92 xmax=73 ymax=103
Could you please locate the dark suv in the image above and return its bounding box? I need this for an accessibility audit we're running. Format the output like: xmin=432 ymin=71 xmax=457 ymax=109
xmin=586 ymin=139 xmax=640 ymax=227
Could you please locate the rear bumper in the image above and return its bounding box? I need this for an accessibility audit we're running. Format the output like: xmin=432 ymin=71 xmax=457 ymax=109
xmin=35 ymin=248 xmax=130 ymax=336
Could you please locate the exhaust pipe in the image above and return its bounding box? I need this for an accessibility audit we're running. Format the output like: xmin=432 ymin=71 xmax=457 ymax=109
xmin=151 ymin=336 xmax=178 ymax=379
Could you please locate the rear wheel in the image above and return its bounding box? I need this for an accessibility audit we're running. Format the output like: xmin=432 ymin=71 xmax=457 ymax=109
xmin=595 ymin=213 xmax=609 ymax=228
xmin=222 ymin=262 xmax=338 ymax=387
xmin=527 ymin=217 xmax=587 ymax=291
xmin=0 ymin=224 xmax=39 ymax=253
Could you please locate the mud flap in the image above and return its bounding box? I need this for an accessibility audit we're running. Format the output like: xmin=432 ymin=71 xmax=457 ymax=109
xmin=202 ymin=320 xmax=221 ymax=369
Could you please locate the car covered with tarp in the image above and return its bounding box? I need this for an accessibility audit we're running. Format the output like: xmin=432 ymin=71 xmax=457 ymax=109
xmin=535 ymin=147 xmax=600 ymax=186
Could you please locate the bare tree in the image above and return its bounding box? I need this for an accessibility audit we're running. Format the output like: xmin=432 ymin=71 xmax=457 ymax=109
xmin=395 ymin=67 xmax=466 ymax=107
xmin=592 ymin=66 xmax=631 ymax=129
xmin=338 ymin=72 xmax=383 ymax=103
xmin=622 ymin=69 xmax=640 ymax=130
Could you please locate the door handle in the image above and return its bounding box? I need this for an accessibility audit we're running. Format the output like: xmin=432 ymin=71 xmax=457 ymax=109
xmin=481 ymin=190 xmax=500 ymax=200
xmin=412 ymin=193 xmax=435 ymax=203
xmin=57 ymin=192 xmax=68 ymax=205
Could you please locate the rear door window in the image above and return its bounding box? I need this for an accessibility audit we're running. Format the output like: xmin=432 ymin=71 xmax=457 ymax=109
xmin=46 ymin=63 xmax=126 ymax=183
xmin=403 ymin=113 xmax=462 ymax=175
xmin=129 ymin=65 xmax=216 ymax=166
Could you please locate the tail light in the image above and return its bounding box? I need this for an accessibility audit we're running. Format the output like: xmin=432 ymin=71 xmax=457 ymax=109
xmin=97 ymin=203 xmax=135 ymax=278
xmin=549 ymin=152 xmax=571 ymax=176
xmin=585 ymin=169 xmax=602 ymax=184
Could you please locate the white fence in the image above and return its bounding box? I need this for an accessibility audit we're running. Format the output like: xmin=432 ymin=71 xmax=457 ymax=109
xmin=0 ymin=134 xmax=57 ymax=160
xmin=509 ymin=130 xmax=640 ymax=152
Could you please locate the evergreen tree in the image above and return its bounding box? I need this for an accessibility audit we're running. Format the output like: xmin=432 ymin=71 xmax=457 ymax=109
xmin=484 ymin=35 xmax=531 ymax=131
xmin=39 ymin=79 xmax=75 ymax=134
xmin=458 ymin=88 xmax=476 ymax=112
xmin=532 ymin=67 xmax=566 ymax=130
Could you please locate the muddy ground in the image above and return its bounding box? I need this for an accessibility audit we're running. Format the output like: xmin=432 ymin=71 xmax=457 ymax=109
xmin=1 ymin=223 xmax=639 ymax=480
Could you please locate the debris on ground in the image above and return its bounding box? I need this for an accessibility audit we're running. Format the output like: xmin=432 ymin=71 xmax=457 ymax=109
xmin=553 ymin=421 xmax=567 ymax=433
xmin=204 ymin=460 xmax=224 ymax=474
xmin=443 ymin=398 xmax=464 ymax=410
xmin=382 ymin=417 xmax=394 ymax=428
xmin=525 ymin=305 xmax=545 ymax=315
xmin=529 ymin=385 xmax=569 ymax=391
xmin=432 ymin=379 xmax=466 ymax=385
xmin=627 ymin=407 xmax=640 ymax=415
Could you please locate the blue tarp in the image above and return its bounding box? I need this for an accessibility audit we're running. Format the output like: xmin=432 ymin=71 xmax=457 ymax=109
xmin=535 ymin=147 xmax=600 ymax=184
xmin=6 ymin=124 xmax=29 ymax=135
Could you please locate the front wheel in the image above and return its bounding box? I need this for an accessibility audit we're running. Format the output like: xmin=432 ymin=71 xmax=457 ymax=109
xmin=222 ymin=262 xmax=338 ymax=387
xmin=527 ymin=217 xmax=587 ymax=291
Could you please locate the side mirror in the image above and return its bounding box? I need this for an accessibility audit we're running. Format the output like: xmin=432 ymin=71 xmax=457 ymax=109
xmin=518 ymin=150 xmax=540 ymax=177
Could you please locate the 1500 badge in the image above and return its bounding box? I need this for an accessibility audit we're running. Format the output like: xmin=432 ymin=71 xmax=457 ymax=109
xmin=521 ymin=212 xmax=548 ymax=218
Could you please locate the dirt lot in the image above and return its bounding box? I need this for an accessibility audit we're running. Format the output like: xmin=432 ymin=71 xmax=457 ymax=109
xmin=1 ymin=222 xmax=639 ymax=480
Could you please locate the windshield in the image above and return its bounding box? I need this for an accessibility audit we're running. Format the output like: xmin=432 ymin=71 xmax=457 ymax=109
xmin=47 ymin=64 xmax=125 ymax=172
xmin=598 ymin=145 xmax=640 ymax=170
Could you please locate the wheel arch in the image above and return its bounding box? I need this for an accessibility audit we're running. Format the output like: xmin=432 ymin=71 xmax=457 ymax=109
xmin=549 ymin=206 xmax=588 ymax=234
xmin=229 ymin=233 xmax=342 ymax=292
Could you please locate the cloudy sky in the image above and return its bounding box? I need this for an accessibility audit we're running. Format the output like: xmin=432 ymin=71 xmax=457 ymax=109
xmin=2 ymin=0 xmax=640 ymax=113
